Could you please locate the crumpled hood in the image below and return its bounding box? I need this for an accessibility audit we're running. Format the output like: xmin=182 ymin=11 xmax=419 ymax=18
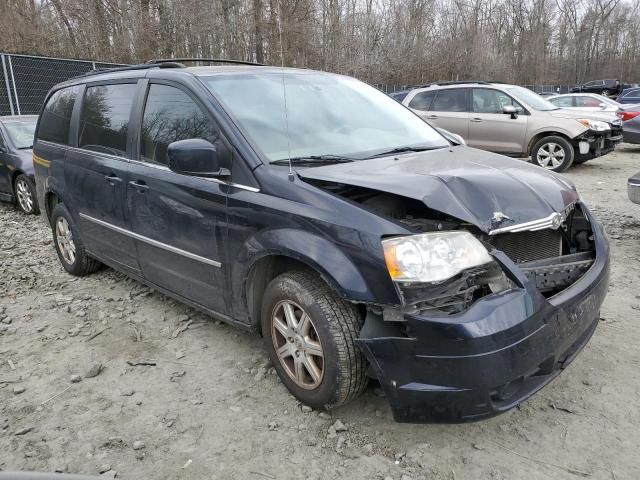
xmin=549 ymin=109 xmax=618 ymax=122
xmin=298 ymin=147 xmax=579 ymax=233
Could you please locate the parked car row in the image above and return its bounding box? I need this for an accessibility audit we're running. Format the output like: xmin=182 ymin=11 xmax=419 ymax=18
xmin=399 ymin=81 xmax=623 ymax=172
xmin=0 ymin=115 xmax=40 ymax=214
xmin=0 ymin=62 xmax=620 ymax=423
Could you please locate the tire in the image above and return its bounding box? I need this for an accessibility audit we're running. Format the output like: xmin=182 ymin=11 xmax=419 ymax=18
xmin=530 ymin=135 xmax=574 ymax=172
xmin=14 ymin=174 xmax=40 ymax=215
xmin=261 ymin=270 xmax=368 ymax=409
xmin=50 ymin=203 xmax=101 ymax=276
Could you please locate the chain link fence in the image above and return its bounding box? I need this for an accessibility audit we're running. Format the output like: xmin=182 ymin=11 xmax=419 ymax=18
xmin=0 ymin=53 xmax=127 ymax=116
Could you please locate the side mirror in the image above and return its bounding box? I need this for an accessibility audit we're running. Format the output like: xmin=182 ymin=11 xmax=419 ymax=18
xmin=167 ymin=139 xmax=230 ymax=178
xmin=503 ymin=105 xmax=518 ymax=119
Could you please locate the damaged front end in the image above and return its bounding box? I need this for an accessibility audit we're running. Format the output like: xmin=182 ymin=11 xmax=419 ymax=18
xmin=574 ymin=122 xmax=623 ymax=161
xmin=308 ymin=180 xmax=609 ymax=422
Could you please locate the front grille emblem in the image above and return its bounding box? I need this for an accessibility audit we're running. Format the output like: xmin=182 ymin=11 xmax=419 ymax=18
xmin=549 ymin=212 xmax=563 ymax=229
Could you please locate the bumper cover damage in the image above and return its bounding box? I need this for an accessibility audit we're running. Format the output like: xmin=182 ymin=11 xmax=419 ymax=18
xmin=355 ymin=216 xmax=610 ymax=423
xmin=576 ymin=128 xmax=623 ymax=160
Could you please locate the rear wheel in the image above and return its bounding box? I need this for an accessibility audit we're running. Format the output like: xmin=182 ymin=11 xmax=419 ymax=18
xmin=51 ymin=203 xmax=101 ymax=276
xmin=531 ymin=136 xmax=574 ymax=172
xmin=602 ymin=89 xmax=611 ymax=97
xmin=261 ymin=270 xmax=368 ymax=409
xmin=14 ymin=174 xmax=39 ymax=215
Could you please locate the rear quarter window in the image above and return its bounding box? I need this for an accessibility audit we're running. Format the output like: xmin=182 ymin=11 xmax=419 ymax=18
xmin=38 ymin=86 xmax=79 ymax=144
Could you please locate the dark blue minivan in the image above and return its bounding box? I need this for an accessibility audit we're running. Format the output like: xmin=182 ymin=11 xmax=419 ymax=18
xmin=33 ymin=60 xmax=610 ymax=422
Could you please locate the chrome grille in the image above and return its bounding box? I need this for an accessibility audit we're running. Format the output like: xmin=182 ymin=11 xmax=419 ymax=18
xmin=486 ymin=229 xmax=562 ymax=263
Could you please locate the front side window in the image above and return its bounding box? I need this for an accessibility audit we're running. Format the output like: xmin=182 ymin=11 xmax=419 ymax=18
xmin=140 ymin=84 xmax=219 ymax=166
xmin=408 ymin=91 xmax=436 ymax=111
xmin=549 ymin=96 xmax=574 ymax=108
xmin=38 ymin=86 xmax=78 ymax=144
xmin=204 ymin=72 xmax=448 ymax=163
xmin=472 ymin=89 xmax=524 ymax=113
xmin=79 ymin=83 xmax=137 ymax=158
xmin=506 ymin=86 xmax=558 ymax=111
xmin=432 ymin=89 xmax=469 ymax=112
xmin=4 ymin=118 xmax=37 ymax=149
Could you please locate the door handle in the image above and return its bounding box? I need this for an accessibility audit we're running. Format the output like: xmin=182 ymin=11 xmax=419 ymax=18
xmin=128 ymin=180 xmax=149 ymax=193
xmin=426 ymin=115 xmax=438 ymax=119
xmin=470 ymin=117 xmax=482 ymax=122
xmin=104 ymin=174 xmax=122 ymax=185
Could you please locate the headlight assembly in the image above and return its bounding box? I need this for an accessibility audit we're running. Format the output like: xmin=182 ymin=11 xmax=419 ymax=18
xmin=382 ymin=231 xmax=493 ymax=283
xmin=576 ymin=119 xmax=610 ymax=132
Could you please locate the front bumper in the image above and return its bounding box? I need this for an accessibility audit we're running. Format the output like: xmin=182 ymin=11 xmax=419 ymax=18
xmin=576 ymin=128 xmax=622 ymax=160
xmin=356 ymin=212 xmax=610 ymax=423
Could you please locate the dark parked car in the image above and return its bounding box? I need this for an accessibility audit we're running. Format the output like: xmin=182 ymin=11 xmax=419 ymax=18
xmin=617 ymin=106 xmax=640 ymax=144
xmin=0 ymin=115 xmax=39 ymax=214
xmin=617 ymin=87 xmax=640 ymax=105
xmin=570 ymin=79 xmax=622 ymax=97
xmin=33 ymin=61 xmax=610 ymax=422
xmin=388 ymin=89 xmax=411 ymax=102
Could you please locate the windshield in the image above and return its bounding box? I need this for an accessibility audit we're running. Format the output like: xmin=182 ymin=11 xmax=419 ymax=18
xmin=204 ymin=72 xmax=449 ymax=163
xmin=506 ymin=86 xmax=559 ymax=111
xmin=4 ymin=119 xmax=37 ymax=149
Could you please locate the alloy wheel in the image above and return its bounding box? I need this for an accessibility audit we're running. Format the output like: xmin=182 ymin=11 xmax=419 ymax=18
xmin=271 ymin=300 xmax=324 ymax=390
xmin=15 ymin=178 xmax=34 ymax=213
xmin=55 ymin=217 xmax=76 ymax=265
xmin=536 ymin=142 xmax=566 ymax=169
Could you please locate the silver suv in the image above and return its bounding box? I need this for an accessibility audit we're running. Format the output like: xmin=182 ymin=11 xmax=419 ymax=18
xmin=402 ymin=82 xmax=623 ymax=172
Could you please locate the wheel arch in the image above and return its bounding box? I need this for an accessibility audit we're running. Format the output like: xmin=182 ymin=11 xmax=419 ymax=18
xmin=232 ymin=229 xmax=380 ymax=331
xmin=527 ymin=131 xmax=575 ymax=156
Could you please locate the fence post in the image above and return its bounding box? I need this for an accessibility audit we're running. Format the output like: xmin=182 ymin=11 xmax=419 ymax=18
xmin=7 ymin=55 xmax=20 ymax=115
xmin=1 ymin=54 xmax=16 ymax=115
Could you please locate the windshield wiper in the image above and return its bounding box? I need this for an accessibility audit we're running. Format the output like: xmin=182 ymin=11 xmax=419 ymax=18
xmin=365 ymin=145 xmax=439 ymax=159
xmin=270 ymin=154 xmax=355 ymax=166
xmin=18 ymin=146 xmax=33 ymax=150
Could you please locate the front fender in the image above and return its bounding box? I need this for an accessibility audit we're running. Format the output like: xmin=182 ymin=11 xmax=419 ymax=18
xmin=230 ymin=228 xmax=397 ymax=323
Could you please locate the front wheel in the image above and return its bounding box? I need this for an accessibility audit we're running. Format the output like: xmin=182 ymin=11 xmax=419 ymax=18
xmin=261 ymin=270 xmax=368 ymax=409
xmin=14 ymin=174 xmax=39 ymax=215
xmin=531 ymin=136 xmax=574 ymax=172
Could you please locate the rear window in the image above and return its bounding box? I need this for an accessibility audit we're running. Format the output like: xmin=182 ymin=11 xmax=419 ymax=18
xmin=79 ymin=84 xmax=137 ymax=158
xmin=38 ymin=86 xmax=78 ymax=144
xmin=408 ymin=91 xmax=436 ymax=110
xmin=431 ymin=89 xmax=469 ymax=112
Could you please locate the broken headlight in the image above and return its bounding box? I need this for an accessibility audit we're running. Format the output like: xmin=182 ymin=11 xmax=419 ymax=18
xmin=382 ymin=231 xmax=493 ymax=283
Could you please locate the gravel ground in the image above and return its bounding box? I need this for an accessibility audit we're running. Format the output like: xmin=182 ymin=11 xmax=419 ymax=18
xmin=1 ymin=144 xmax=639 ymax=480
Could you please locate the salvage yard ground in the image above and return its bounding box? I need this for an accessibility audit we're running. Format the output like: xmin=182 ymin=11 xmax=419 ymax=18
xmin=1 ymin=145 xmax=639 ymax=480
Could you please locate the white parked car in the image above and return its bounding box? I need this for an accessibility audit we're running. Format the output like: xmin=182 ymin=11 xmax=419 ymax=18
xmin=547 ymin=93 xmax=622 ymax=112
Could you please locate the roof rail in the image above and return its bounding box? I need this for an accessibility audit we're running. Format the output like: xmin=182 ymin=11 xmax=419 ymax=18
xmin=77 ymin=62 xmax=184 ymax=79
xmin=146 ymin=58 xmax=264 ymax=66
xmin=436 ymin=80 xmax=491 ymax=86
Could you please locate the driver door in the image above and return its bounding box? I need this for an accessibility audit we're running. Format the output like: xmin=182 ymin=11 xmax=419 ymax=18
xmin=468 ymin=88 xmax=528 ymax=154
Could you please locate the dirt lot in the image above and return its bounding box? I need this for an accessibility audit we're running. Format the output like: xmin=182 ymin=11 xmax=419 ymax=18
xmin=1 ymin=145 xmax=639 ymax=480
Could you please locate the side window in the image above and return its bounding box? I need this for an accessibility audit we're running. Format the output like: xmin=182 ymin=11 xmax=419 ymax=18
xmin=624 ymin=88 xmax=640 ymax=99
xmin=140 ymin=84 xmax=219 ymax=166
xmin=408 ymin=91 xmax=436 ymax=111
xmin=472 ymin=89 xmax=524 ymax=113
xmin=575 ymin=96 xmax=600 ymax=107
xmin=38 ymin=86 xmax=78 ymax=144
xmin=550 ymin=96 xmax=573 ymax=108
xmin=79 ymin=83 xmax=137 ymax=158
xmin=431 ymin=89 xmax=469 ymax=112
